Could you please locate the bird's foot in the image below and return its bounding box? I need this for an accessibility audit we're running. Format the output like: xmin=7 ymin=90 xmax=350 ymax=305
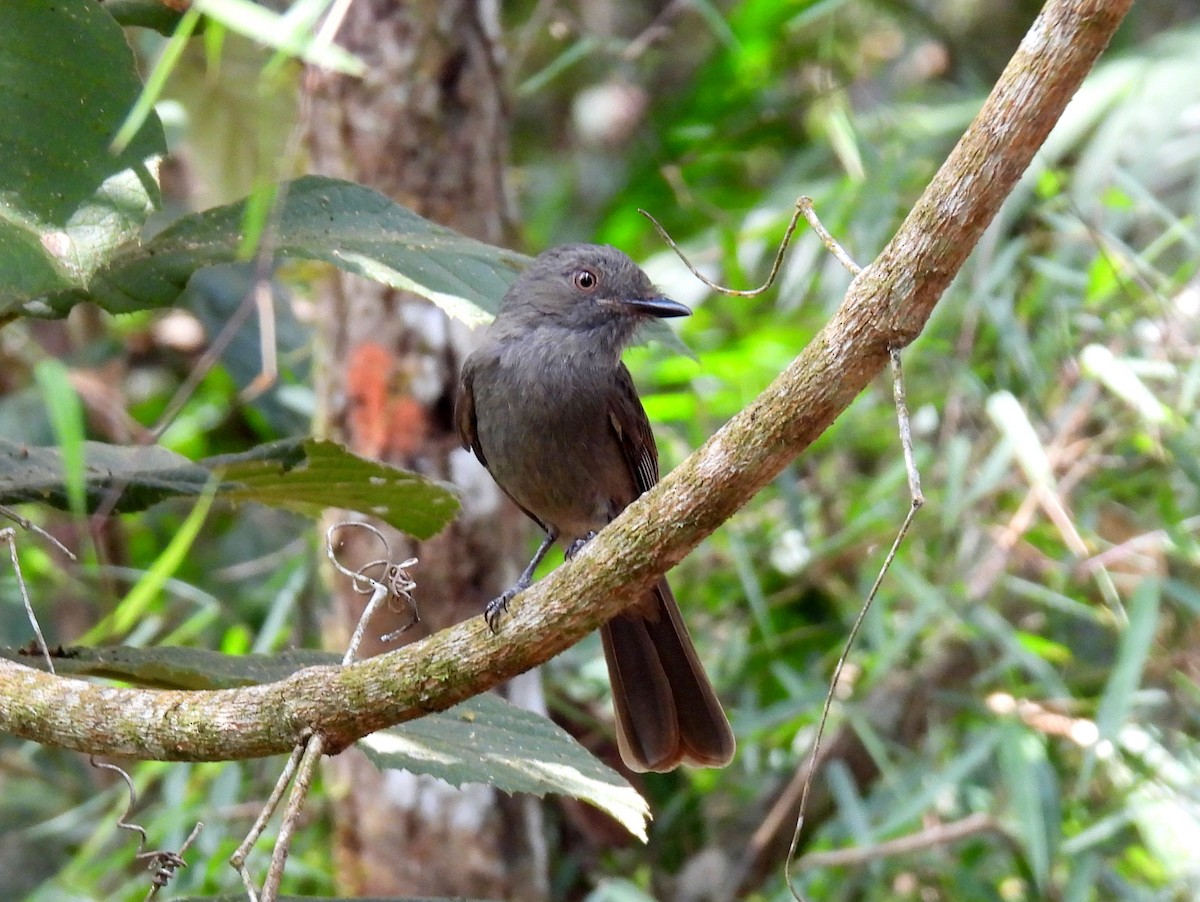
xmin=564 ymin=531 xmax=598 ymax=560
xmin=484 ymin=579 xmax=528 ymax=634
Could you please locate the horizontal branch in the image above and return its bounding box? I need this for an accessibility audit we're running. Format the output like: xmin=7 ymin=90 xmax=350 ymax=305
xmin=0 ymin=0 xmax=1131 ymax=761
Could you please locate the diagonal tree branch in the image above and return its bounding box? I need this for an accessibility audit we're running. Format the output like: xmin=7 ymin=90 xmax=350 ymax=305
xmin=0 ymin=0 xmax=1131 ymax=762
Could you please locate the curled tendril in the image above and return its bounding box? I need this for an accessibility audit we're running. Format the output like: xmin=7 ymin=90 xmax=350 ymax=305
xmin=89 ymin=756 xmax=203 ymax=899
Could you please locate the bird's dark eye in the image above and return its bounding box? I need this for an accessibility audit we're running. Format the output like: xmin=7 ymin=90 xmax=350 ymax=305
xmin=572 ymin=268 xmax=598 ymax=292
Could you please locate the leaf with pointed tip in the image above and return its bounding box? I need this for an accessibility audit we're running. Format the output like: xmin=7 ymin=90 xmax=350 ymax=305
xmin=0 ymin=437 xmax=458 ymax=539
xmin=361 ymin=694 xmax=650 ymax=840
xmin=39 ymin=176 xmax=529 ymax=325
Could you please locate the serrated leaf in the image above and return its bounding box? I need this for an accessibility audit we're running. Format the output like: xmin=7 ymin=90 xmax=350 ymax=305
xmin=360 ymin=694 xmax=650 ymax=840
xmin=38 ymin=175 xmax=530 ymax=324
xmin=0 ymin=437 xmax=458 ymax=538
xmin=215 ymin=439 xmax=460 ymax=539
xmin=0 ymin=0 xmax=165 ymax=311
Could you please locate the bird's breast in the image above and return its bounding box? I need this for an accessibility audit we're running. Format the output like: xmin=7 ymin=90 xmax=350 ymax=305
xmin=471 ymin=344 xmax=637 ymax=541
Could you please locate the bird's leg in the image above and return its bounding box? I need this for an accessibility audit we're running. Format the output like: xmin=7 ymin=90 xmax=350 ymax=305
xmin=564 ymin=531 xmax=598 ymax=560
xmin=485 ymin=529 xmax=557 ymax=633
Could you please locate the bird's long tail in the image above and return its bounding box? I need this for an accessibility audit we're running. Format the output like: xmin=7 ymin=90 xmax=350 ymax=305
xmin=601 ymin=579 xmax=735 ymax=772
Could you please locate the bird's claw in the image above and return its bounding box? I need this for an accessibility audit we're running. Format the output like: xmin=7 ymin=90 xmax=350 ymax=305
xmin=484 ymin=592 xmax=513 ymax=634
xmin=565 ymin=531 xmax=598 ymax=560
xmin=484 ymin=575 xmax=532 ymax=633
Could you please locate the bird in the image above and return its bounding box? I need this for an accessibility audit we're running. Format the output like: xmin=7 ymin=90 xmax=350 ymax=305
xmin=455 ymin=243 xmax=735 ymax=772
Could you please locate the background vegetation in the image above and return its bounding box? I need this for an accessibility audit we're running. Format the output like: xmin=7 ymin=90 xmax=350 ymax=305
xmin=2 ymin=1 xmax=1199 ymax=900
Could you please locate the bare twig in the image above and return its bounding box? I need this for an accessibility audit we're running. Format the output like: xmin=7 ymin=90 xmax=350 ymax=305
xmin=232 ymin=523 xmax=418 ymax=897
xmin=0 ymin=505 xmax=76 ymax=560
xmin=231 ymin=744 xmax=306 ymax=902
xmin=2 ymin=527 xmax=54 ymax=674
xmin=639 ymin=197 xmax=810 ymax=298
xmin=138 ymin=820 xmax=204 ymax=901
xmin=647 ymin=197 xmax=927 ymax=898
xmin=794 ymin=812 xmax=1003 ymax=869
xmin=260 ymin=732 xmax=327 ymax=902
xmin=771 ymin=218 xmax=924 ymax=899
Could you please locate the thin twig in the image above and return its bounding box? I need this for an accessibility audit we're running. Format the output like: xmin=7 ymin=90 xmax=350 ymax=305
xmin=751 ymin=212 xmax=923 ymax=901
xmin=639 ymin=197 xmax=810 ymax=297
xmin=231 ymin=744 xmax=306 ymax=902
xmin=138 ymin=820 xmax=204 ymax=900
xmin=233 ymin=521 xmax=419 ymax=897
xmin=794 ymin=812 xmax=1002 ymax=869
xmin=2 ymin=528 xmax=54 ymax=674
xmin=0 ymin=505 xmax=76 ymax=560
xmin=260 ymin=733 xmax=327 ymax=902
xmin=325 ymin=520 xmax=420 ymax=656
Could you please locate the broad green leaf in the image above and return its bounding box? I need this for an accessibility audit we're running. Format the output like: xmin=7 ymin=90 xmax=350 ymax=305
xmin=215 ymin=438 xmax=460 ymax=539
xmin=0 ymin=438 xmax=202 ymax=513
xmin=0 ymin=437 xmax=458 ymax=538
xmin=0 ymin=0 xmax=165 ymax=311
xmin=360 ymin=693 xmax=650 ymax=840
xmin=38 ymin=175 xmax=530 ymax=325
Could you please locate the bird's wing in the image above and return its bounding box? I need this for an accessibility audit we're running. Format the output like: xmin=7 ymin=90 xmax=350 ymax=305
xmin=608 ymin=362 xmax=660 ymax=496
xmin=454 ymin=360 xmax=488 ymax=467
xmin=456 ymin=355 xmax=551 ymax=534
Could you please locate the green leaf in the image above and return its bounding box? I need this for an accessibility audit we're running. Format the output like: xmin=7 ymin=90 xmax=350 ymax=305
xmin=0 ymin=0 xmax=165 ymax=311
xmin=39 ymin=175 xmax=530 ymax=325
xmin=360 ymin=693 xmax=650 ymax=841
xmin=0 ymin=437 xmax=459 ymax=539
xmin=1079 ymin=579 xmax=1160 ymax=786
xmin=215 ymin=439 xmax=460 ymax=540
xmin=998 ymin=724 xmax=1060 ymax=893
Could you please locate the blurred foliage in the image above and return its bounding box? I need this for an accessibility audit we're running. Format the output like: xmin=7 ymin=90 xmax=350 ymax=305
xmin=3 ymin=1 xmax=1200 ymax=901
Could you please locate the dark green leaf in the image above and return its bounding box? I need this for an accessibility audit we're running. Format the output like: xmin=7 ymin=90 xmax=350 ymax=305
xmin=215 ymin=439 xmax=460 ymax=540
xmin=41 ymin=175 xmax=530 ymax=324
xmin=0 ymin=0 xmax=164 ymax=311
xmin=0 ymin=437 xmax=458 ymax=538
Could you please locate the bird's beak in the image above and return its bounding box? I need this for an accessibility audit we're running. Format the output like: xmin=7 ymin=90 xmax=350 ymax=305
xmin=618 ymin=295 xmax=691 ymax=319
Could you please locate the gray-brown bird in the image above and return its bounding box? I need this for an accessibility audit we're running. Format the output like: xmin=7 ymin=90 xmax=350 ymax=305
xmin=455 ymin=243 xmax=735 ymax=772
